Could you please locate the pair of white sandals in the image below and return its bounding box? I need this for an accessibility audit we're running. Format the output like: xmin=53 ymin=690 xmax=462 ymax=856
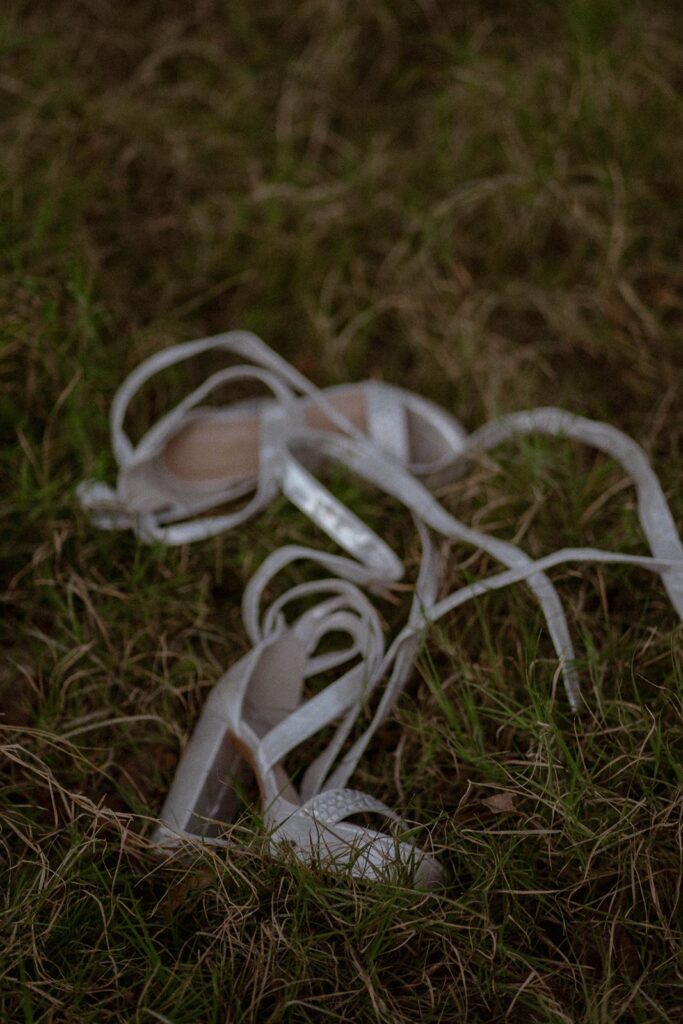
xmin=79 ymin=331 xmax=683 ymax=887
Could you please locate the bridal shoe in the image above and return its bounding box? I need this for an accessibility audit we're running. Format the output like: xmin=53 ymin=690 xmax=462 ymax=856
xmin=77 ymin=330 xmax=466 ymax=580
xmin=77 ymin=330 xmax=585 ymax=707
xmin=79 ymin=331 xmax=683 ymax=709
xmin=154 ymin=548 xmax=443 ymax=887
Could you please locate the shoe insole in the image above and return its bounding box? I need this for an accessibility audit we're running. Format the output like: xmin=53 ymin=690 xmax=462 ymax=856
xmin=180 ymin=633 xmax=308 ymax=837
xmin=164 ymin=390 xmax=368 ymax=483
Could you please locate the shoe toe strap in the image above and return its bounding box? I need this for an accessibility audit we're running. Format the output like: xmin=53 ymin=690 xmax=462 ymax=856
xmin=298 ymin=788 xmax=403 ymax=827
xmin=269 ymin=788 xmax=442 ymax=886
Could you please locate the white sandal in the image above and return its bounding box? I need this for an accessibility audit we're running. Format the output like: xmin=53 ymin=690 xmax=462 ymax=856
xmin=154 ymin=545 xmax=443 ymax=887
xmin=77 ymin=330 xmax=466 ymax=582
xmin=77 ymin=330 xmax=584 ymax=707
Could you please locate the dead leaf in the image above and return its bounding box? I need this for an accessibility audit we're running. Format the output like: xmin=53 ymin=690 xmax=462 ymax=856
xmin=481 ymin=792 xmax=518 ymax=814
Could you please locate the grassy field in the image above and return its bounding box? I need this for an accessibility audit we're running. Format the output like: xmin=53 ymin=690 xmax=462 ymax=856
xmin=2 ymin=1 xmax=682 ymax=1021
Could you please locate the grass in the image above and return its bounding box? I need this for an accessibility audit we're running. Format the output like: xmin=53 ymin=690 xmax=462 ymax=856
xmin=1 ymin=0 xmax=682 ymax=1020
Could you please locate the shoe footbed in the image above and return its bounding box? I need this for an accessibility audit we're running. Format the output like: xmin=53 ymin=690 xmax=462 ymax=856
xmin=183 ymin=728 xmax=298 ymax=837
xmin=163 ymin=390 xmax=368 ymax=482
